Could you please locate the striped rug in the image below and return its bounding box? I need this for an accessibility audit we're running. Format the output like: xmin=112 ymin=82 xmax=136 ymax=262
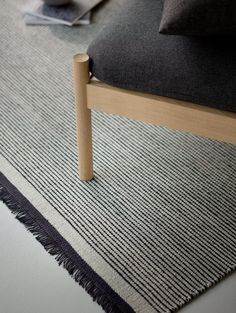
xmin=1 ymin=1 xmax=236 ymax=313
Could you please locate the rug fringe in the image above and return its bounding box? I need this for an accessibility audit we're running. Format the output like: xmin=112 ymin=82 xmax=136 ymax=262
xmin=0 ymin=186 xmax=124 ymax=313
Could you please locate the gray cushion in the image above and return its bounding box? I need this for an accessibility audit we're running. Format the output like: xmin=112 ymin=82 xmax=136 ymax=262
xmin=159 ymin=0 xmax=236 ymax=36
xmin=87 ymin=0 xmax=236 ymax=112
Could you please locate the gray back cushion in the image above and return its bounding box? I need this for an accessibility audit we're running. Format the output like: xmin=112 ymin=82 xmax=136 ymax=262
xmin=159 ymin=0 xmax=236 ymax=36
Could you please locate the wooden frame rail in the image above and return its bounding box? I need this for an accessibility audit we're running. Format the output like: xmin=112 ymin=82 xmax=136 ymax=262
xmin=74 ymin=54 xmax=236 ymax=180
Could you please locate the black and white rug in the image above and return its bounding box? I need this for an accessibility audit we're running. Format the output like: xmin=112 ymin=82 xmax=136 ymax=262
xmin=1 ymin=1 xmax=236 ymax=313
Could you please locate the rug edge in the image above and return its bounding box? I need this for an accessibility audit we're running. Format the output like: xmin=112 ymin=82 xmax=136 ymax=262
xmin=0 ymin=172 xmax=135 ymax=313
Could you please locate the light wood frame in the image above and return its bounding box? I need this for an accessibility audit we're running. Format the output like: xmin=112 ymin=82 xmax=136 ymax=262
xmin=73 ymin=53 xmax=236 ymax=181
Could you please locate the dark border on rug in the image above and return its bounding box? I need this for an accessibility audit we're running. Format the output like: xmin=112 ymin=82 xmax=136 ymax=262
xmin=0 ymin=172 xmax=135 ymax=313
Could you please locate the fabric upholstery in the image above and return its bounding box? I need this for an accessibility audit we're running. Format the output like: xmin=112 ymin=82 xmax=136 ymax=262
xmin=159 ymin=0 xmax=236 ymax=36
xmin=87 ymin=0 xmax=236 ymax=112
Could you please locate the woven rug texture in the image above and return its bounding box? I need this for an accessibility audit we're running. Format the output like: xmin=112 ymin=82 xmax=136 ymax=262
xmin=1 ymin=1 xmax=236 ymax=313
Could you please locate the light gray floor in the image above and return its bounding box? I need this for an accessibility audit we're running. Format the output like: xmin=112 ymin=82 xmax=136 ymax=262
xmin=0 ymin=201 xmax=103 ymax=313
xmin=0 ymin=201 xmax=236 ymax=313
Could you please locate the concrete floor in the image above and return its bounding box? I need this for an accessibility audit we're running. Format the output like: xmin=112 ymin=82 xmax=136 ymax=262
xmin=0 ymin=201 xmax=236 ymax=313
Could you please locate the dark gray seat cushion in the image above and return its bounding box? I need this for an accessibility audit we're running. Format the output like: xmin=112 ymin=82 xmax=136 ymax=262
xmin=87 ymin=0 xmax=236 ymax=112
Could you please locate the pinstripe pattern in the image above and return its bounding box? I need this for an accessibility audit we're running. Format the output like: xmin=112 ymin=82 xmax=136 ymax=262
xmin=1 ymin=0 xmax=236 ymax=312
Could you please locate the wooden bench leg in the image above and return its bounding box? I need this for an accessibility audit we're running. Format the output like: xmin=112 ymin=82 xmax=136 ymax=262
xmin=73 ymin=54 xmax=94 ymax=181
